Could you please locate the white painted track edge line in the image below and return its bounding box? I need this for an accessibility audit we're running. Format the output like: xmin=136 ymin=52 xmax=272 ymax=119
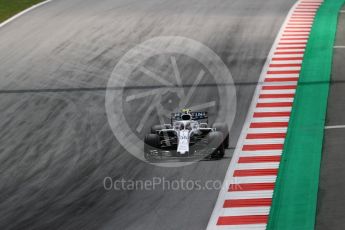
xmin=205 ymin=1 xmax=300 ymax=229
xmin=225 ymin=190 xmax=274 ymax=199
xmin=0 ymin=0 xmax=52 ymax=29
xmin=211 ymin=224 xmax=267 ymax=230
xmin=230 ymin=176 xmax=277 ymax=184
xmin=324 ymin=125 xmax=345 ymax=129
xmin=221 ymin=207 xmax=270 ymax=216
xmin=236 ymin=162 xmax=280 ymax=170
xmin=334 ymin=46 xmax=345 ymax=48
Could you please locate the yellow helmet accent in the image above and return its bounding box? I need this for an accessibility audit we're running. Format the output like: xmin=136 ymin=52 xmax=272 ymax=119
xmin=181 ymin=108 xmax=191 ymax=113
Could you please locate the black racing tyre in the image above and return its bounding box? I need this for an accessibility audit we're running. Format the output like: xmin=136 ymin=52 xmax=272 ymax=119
xmin=207 ymin=131 xmax=225 ymax=159
xmin=217 ymin=142 xmax=225 ymax=158
xmin=212 ymin=123 xmax=230 ymax=149
xmin=150 ymin=125 xmax=165 ymax=134
xmin=144 ymin=134 xmax=160 ymax=161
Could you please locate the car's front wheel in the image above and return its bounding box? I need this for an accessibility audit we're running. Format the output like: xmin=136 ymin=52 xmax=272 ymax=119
xmin=207 ymin=131 xmax=225 ymax=159
xmin=212 ymin=123 xmax=230 ymax=149
xmin=144 ymin=134 xmax=160 ymax=161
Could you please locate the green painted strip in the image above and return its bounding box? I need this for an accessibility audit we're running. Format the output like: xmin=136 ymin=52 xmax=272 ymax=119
xmin=267 ymin=0 xmax=345 ymax=229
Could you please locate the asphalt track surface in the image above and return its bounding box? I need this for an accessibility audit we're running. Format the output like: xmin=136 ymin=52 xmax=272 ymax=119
xmin=316 ymin=7 xmax=345 ymax=230
xmin=0 ymin=0 xmax=295 ymax=229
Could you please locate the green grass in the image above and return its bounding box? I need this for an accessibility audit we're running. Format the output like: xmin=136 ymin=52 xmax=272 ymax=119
xmin=0 ymin=0 xmax=44 ymax=23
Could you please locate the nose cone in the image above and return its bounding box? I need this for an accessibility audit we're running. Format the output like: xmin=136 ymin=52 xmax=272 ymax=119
xmin=177 ymin=130 xmax=190 ymax=155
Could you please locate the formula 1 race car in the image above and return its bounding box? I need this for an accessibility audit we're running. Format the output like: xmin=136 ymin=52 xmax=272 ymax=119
xmin=144 ymin=109 xmax=229 ymax=161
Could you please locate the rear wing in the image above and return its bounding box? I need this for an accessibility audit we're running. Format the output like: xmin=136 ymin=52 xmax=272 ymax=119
xmin=171 ymin=112 xmax=208 ymax=123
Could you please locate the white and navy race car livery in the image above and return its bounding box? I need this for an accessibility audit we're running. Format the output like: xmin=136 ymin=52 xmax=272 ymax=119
xmin=144 ymin=110 xmax=229 ymax=161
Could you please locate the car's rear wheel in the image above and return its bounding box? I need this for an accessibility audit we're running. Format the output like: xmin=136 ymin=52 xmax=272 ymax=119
xmin=151 ymin=125 xmax=165 ymax=134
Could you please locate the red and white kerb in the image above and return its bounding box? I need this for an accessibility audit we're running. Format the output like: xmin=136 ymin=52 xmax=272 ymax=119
xmin=207 ymin=0 xmax=323 ymax=229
